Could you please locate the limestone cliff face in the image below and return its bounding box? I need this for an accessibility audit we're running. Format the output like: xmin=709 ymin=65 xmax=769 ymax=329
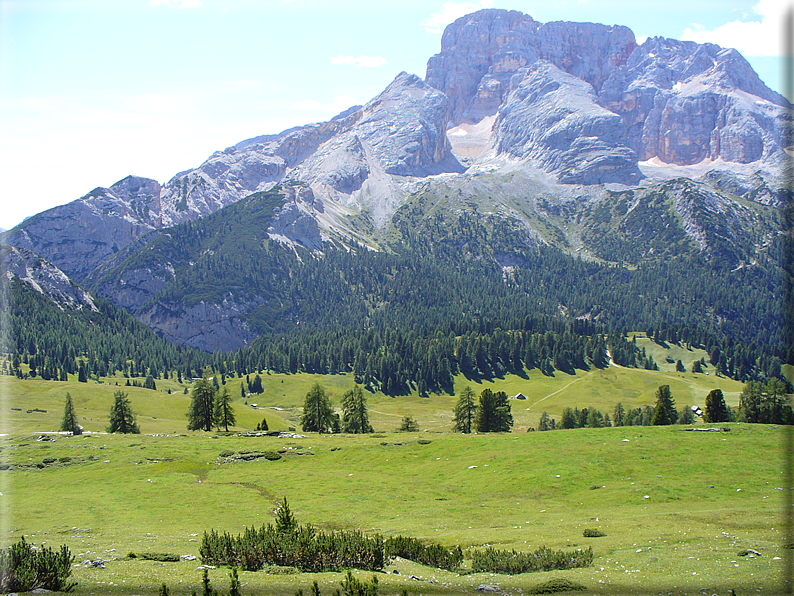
xmin=425 ymin=9 xmax=637 ymax=125
xmin=427 ymin=9 xmax=790 ymax=174
xmin=600 ymin=37 xmax=790 ymax=165
xmin=494 ymin=61 xmax=642 ymax=185
xmin=0 ymin=176 xmax=161 ymax=282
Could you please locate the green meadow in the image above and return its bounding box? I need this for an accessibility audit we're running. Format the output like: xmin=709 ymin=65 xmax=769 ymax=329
xmin=0 ymin=346 xmax=790 ymax=595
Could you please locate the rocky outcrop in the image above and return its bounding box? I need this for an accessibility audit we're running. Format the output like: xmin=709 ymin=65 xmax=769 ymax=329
xmin=427 ymin=9 xmax=790 ymax=173
xmin=0 ymin=176 xmax=161 ymax=282
xmin=494 ymin=61 xmax=642 ymax=185
xmin=600 ymin=37 xmax=790 ymax=165
xmin=425 ymin=9 xmax=636 ymax=125
xmin=0 ymin=244 xmax=97 ymax=311
xmin=137 ymin=298 xmax=261 ymax=352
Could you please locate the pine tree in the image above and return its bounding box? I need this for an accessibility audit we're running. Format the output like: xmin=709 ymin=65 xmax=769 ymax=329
xmin=300 ymin=383 xmax=335 ymax=433
xmin=397 ymin=415 xmax=418 ymax=432
xmin=108 ymin=390 xmax=140 ymax=434
xmin=60 ymin=392 xmax=79 ymax=433
xmin=275 ymin=497 xmax=297 ymax=533
xmin=537 ymin=411 xmax=552 ymax=431
xmin=213 ymin=386 xmax=236 ymax=432
xmin=475 ymin=389 xmax=513 ymax=433
xmin=341 ymin=384 xmax=373 ymax=434
xmin=452 ymin=385 xmax=477 ymax=433
xmin=704 ymin=388 xmax=731 ymax=423
xmin=651 ymin=385 xmax=677 ymax=425
xmin=188 ymin=378 xmax=217 ymax=432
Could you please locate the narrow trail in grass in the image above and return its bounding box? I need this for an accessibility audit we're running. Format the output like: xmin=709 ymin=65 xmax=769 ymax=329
xmin=370 ymin=409 xmax=403 ymax=418
xmin=528 ymin=371 xmax=595 ymax=410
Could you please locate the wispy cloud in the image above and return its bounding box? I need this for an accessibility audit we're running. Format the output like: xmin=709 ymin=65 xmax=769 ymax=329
xmin=149 ymin=0 xmax=203 ymax=8
xmin=330 ymin=55 xmax=388 ymax=68
xmin=681 ymin=0 xmax=786 ymax=56
xmin=422 ymin=0 xmax=494 ymax=34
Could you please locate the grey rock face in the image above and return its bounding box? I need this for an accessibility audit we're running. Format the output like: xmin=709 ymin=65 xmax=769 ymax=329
xmin=296 ymin=72 xmax=461 ymax=192
xmin=425 ymin=9 xmax=636 ymax=125
xmin=600 ymin=37 xmax=791 ymax=165
xmin=0 ymin=244 xmax=97 ymax=311
xmin=0 ymin=176 xmax=160 ymax=282
xmin=428 ymin=9 xmax=790 ymax=173
xmin=268 ymin=184 xmax=324 ymax=252
xmin=494 ymin=61 xmax=642 ymax=185
xmin=137 ymin=298 xmax=260 ymax=353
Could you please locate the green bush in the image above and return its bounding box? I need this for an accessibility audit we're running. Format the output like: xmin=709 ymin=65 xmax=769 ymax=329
xmin=42 ymin=457 xmax=57 ymax=464
xmin=138 ymin=552 xmax=181 ymax=562
xmin=471 ymin=545 xmax=593 ymax=574
xmin=527 ymin=578 xmax=587 ymax=594
xmin=582 ymin=529 xmax=606 ymax=537
xmin=200 ymin=524 xmax=385 ymax=572
xmin=0 ymin=536 xmax=76 ymax=592
xmin=384 ymin=535 xmax=462 ymax=571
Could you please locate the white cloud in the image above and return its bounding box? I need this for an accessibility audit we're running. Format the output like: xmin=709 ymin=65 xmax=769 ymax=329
xmin=149 ymin=0 xmax=203 ymax=8
xmin=422 ymin=0 xmax=494 ymax=34
xmin=330 ymin=55 xmax=388 ymax=68
xmin=681 ymin=0 xmax=788 ymax=56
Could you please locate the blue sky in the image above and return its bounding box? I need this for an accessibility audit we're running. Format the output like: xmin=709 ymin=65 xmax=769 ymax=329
xmin=0 ymin=0 xmax=789 ymax=230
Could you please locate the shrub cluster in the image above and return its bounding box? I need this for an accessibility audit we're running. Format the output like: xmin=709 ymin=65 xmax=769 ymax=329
xmin=471 ymin=545 xmax=593 ymax=574
xmin=0 ymin=536 xmax=76 ymax=593
xmin=384 ymin=535 xmax=463 ymax=571
xmin=200 ymin=524 xmax=384 ymax=572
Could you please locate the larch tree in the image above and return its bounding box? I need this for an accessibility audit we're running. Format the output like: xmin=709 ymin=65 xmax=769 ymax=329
xmin=300 ymin=383 xmax=335 ymax=433
xmin=341 ymin=384 xmax=372 ymax=434
xmin=213 ymin=386 xmax=236 ymax=432
xmin=188 ymin=378 xmax=217 ymax=432
xmin=108 ymin=390 xmax=140 ymax=434
xmin=452 ymin=385 xmax=477 ymax=433
xmin=60 ymin=392 xmax=79 ymax=433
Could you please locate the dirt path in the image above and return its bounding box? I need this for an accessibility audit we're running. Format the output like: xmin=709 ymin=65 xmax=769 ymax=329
xmin=528 ymin=371 xmax=595 ymax=410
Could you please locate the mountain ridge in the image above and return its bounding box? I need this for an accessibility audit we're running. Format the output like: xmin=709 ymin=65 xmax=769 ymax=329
xmin=0 ymin=7 xmax=789 ymax=361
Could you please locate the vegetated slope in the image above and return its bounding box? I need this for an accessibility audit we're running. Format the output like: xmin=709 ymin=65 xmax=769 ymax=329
xmin=74 ymin=177 xmax=783 ymax=396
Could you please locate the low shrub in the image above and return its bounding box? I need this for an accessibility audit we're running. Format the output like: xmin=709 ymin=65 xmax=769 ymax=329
xmin=42 ymin=457 xmax=57 ymax=464
xmin=471 ymin=546 xmax=593 ymax=574
xmin=583 ymin=529 xmax=606 ymax=538
xmin=0 ymin=536 xmax=76 ymax=592
xmin=527 ymin=578 xmax=587 ymax=594
xmin=263 ymin=451 xmax=282 ymax=461
xmin=201 ymin=524 xmax=384 ymax=572
xmin=138 ymin=552 xmax=181 ymax=562
xmin=385 ymin=535 xmax=462 ymax=571
xmin=219 ymin=450 xmax=235 ymax=458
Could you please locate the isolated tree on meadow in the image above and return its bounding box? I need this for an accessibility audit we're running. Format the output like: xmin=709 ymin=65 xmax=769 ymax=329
xmin=537 ymin=411 xmax=552 ymax=431
xmin=213 ymin=386 xmax=236 ymax=431
xmin=704 ymin=389 xmax=731 ymax=423
xmin=188 ymin=378 xmax=217 ymax=431
xmin=651 ymin=385 xmax=677 ymax=425
xmin=341 ymin=384 xmax=373 ymax=433
xmin=475 ymin=389 xmax=513 ymax=433
xmin=452 ymin=385 xmax=477 ymax=433
xmin=398 ymin=415 xmax=419 ymax=432
xmin=108 ymin=390 xmax=139 ymax=434
xmin=275 ymin=497 xmax=298 ymax=533
xmin=301 ymin=383 xmax=336 ymax=433
xmin=60 ymin=392 xmax=79 ymax=433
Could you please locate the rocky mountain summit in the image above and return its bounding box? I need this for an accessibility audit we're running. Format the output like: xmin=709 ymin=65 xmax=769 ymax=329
xmin=1 ymin=8 xmax=790 ymax=352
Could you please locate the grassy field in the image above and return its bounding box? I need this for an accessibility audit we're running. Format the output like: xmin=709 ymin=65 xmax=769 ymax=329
xmin=0 ymin=352 xmax=789 ymax=595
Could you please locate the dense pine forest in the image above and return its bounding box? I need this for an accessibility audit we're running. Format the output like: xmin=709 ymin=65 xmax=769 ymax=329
xmin=1 ymin=193 xmax=787 ymax=395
